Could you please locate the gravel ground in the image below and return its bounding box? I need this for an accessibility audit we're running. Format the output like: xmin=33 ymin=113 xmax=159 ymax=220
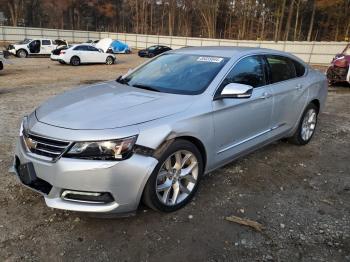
xmin=0 ymin=56 xmax=349 ymax=262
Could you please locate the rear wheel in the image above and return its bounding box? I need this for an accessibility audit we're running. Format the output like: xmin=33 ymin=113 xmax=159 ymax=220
xmin=142 ymin=139 xmax=203 ymax=212
xmin=0 ymin=61 xmax=3 ymax=70
xmin=105 ymin=56 xmax=114 ymax=65
xmin=17 ymin=49 xmax=28 ymax=58
xmin=289 ymin=103 xmax=318 ymax=145
xmin=70 ymin=56 xmax=80 ymax=66
xmin=59 ymin=60 xmax=65 ymax=64
xmin=148 ymin=53 xmax=155 ymax=58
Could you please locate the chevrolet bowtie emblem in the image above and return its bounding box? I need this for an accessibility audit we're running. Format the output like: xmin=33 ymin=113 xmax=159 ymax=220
xmin=24 ymin=137 xmax=37 ymax=150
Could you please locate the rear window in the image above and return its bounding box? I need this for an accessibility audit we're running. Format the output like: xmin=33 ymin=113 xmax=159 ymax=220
xmin=266 ymin=55 xmax=296 ymax=83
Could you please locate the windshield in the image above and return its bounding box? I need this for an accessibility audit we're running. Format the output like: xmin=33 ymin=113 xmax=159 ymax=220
xmin=148 ymin=46 xmax=157 ymax=51
xmin=122 ymin=53 xmax=228 ymax=95
xmin=18 ymin=39 xmax=32 ymax=44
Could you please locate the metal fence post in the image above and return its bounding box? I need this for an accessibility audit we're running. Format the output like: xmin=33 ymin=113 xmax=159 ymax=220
xmin=308 ymin=41 xmax=316 ymax=64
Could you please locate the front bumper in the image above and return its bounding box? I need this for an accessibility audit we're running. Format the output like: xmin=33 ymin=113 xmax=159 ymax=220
xmin=8 ymin=49 xmax=16 ymax=55
xmin=13 ymin=135 xmax=158 ymax=214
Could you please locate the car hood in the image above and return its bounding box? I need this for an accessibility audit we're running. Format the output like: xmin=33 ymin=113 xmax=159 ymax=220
xmin=35 ymin=81 xmax=193 ymax=130
xmin=95 ymin=38 xmax=113 ymax=53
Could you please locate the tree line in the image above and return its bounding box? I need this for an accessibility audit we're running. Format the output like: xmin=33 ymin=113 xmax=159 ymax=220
xmin=1 ymin=0 xmax=349 ymax=41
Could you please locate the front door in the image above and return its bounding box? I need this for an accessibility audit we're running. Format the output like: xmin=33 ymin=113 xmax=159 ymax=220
xmin=212 ymin=55 xmax=273 ymax=164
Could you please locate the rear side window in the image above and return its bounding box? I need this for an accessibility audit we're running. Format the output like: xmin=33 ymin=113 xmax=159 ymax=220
xmin=292 ymin=60 xmax=306 ymax=77
xmin=266 ymin=55 xmax=296 ymax=83
xmin=42 ymin=40 xmax=51 ymax=45
xmin=220 ymin=55 xmax=266 ymax=88
xmin=88 ymin=46 xmax=99 ymax=52
xmin=74 ymin=45 xmax=88 ymax=51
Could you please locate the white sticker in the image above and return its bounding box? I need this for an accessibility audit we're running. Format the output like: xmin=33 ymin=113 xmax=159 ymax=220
xmin=197 ymin=57 xmax=224 ymax=63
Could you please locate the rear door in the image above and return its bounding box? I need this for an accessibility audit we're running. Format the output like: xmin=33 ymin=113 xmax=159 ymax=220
xmin=40 ymin=40 xmax=53 ymax=54
xmin=87 ymin=45 xmax=105 ymax=63
xmin=212 ymin=55 xmax=273 ymax=164
xmin=74 ymin=45 xmax=90 ymax=63
xmin=265 ymin=55 xmax=308 ymax=136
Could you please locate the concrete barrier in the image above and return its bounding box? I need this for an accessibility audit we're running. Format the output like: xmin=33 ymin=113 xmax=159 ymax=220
xmin=0 ymin=26 xmax=348 ymax=65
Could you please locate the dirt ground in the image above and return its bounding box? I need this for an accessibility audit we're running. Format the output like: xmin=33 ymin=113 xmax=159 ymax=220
xmin=0 ymin=55 xmax=349 ymax=262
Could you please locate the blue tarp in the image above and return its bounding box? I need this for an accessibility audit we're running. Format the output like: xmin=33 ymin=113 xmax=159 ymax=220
xmin=110 ymin=40 xmax=130 ymax=53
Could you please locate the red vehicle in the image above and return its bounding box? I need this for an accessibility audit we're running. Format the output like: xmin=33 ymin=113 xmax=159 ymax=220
xmin=326 ymin=44 xmax=350 ymax=86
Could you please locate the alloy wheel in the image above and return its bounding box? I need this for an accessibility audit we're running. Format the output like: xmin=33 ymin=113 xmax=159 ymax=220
xmin=106 ymin=57 xmax=114 ymax=65
xmin=156 ymin=150 xmax=198 ymax=206
xmin=301 ymin=108 xmax=317 ymax=141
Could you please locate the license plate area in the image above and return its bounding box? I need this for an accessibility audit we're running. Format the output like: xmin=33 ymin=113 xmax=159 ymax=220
xmin=15 ymin=157 xmax=53 ymax=195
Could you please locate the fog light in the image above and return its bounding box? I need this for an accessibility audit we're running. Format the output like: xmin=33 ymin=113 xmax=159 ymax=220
xmin=61 ymin=190 xmax=114 ymax=204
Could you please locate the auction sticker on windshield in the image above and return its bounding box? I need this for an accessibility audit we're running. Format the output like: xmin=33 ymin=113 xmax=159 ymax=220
xmin=197 ymin=57 xmax=224 ymax=63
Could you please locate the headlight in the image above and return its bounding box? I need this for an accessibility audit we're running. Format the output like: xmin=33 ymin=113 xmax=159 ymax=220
xmin=64 ymin=136 xmax=137 ymax=161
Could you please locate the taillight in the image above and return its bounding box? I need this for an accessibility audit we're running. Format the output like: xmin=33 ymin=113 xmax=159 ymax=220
xmin=60 ymin=51 xmax=66 ymax=55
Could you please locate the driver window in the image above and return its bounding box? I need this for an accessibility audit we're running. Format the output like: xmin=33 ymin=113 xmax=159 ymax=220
xmin=220 ymin=56 xmax=266 ymax=89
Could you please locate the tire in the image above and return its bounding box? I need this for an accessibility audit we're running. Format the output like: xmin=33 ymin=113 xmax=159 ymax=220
xmin=148 ymin=53 xmax=155 ymax=58
xmin=125 ymin=49 xmax=131 ymax=54
xmin=16 ymin=49 xmax=28 ymax=58
xmin=105 ymin=56 xmax=114 ymax=65
xmin=0 ymin=61 xmax=3 ymax=71
xmin=70 ymin=56 xmax=80 ymax=66
xmin=288 ymin=103 xmax=318 ymax=145
xmin=59 ymin=60 xmax=65 ymax=65
xmin=142 ymin=139 xmax=204 ymax=212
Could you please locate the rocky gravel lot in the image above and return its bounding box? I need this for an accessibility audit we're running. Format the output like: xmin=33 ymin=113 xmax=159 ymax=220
xmin=0 ymin=56 xmax=349 ymax=262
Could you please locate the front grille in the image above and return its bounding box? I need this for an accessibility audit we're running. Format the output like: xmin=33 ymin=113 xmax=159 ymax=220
xmin=23 ymin=133 xmax=70 ymax=160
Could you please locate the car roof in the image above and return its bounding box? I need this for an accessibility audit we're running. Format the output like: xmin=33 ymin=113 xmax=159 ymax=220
xmin=171 ymin=46 xmax=288 ymax=58
xmin=169 ymin=46 xmax=306 ymax=65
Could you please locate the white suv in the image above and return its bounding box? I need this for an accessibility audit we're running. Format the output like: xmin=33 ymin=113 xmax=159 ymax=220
xmin=8 ymin=39 xmax=67 ymax=58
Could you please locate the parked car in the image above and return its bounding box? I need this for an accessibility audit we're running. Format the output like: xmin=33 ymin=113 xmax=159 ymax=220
xmin=95 ymin=38 xmax=113 ymax=53
xmin=7 ymin=39 xmax=68 ymax=58
xmin=50 ymin=45 xmax=72 ymax=62
xmin=0 ymin=51 xmax=5 ymax=70
xmin=56 ymin=44 xmax=116 ymax=66
xmin=326 ymin=43 xmax=350 ymax=85
xmin=13 ymin=47 xmax=327 ymax=215
xmin=138 ymin=45 xmax=172 ymax=58
xmin=107 ymin=40 xmax=131 ymax=54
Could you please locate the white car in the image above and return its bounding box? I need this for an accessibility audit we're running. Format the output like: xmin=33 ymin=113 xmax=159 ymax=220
xmin=0 ymin=51 xmax=5 ymax=70
xmin=57 ymin=44 xmax=116 ymax=66
xmin=7 ymin=39 xmax=68 ymax=58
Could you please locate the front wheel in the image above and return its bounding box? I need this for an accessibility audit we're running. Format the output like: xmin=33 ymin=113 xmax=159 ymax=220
xmin=17 ymin=49 xmax=28 ymax=58
xmin=289 ymin=103 xmax=318 ymax=145
xmin=142 ymin=139 xmax=203 ymax=212
xmin=105 ymin=56 xmax=114 ymax=65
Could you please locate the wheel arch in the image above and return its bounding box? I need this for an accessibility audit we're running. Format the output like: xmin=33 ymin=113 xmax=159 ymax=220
xmin=309 ymin=98 xmax=320 ymax=113
xmin=153 ymin=135 xmax=207 ymax=171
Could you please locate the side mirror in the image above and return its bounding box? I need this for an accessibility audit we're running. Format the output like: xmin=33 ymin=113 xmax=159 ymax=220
xmin=214 ymin=83 xmax=253 ymax=100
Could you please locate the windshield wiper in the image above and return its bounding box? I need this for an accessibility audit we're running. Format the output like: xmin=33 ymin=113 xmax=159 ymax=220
xmin=132 ymin=83 xmax=160 ymax=92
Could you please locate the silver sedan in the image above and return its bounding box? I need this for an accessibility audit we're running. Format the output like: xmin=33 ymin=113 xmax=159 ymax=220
xmin=13 ymin=47 xmax=327 ymax=214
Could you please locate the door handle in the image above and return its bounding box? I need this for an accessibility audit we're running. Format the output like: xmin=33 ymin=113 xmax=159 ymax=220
xmin=260 ymin=92 xmax=271 ymax=99
xmin=296 ymin=84 xmax=303 ymax=90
